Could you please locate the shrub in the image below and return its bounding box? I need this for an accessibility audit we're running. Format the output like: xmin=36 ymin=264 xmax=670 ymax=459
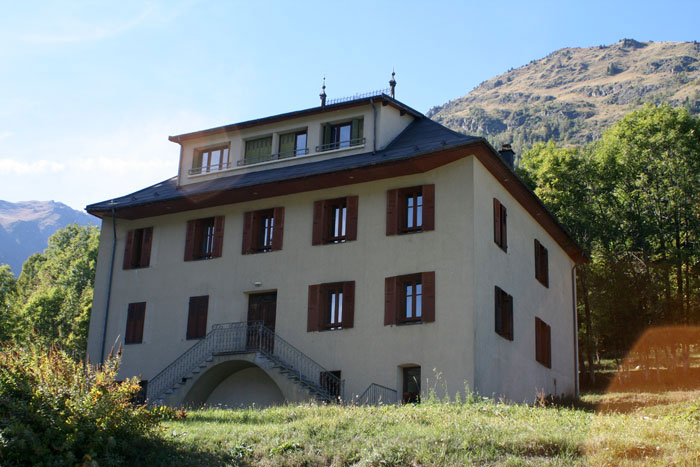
xmin=0 ymin=343 xmax=161 ymax=466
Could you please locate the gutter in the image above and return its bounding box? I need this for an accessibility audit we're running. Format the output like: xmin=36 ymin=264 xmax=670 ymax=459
xmin=369 ymin=98 xmax=378 ymax=153
xmin=100 ymin=207 xmax=117 ymax=363
xmin=571 ymin=264 xmax=579 ymax=398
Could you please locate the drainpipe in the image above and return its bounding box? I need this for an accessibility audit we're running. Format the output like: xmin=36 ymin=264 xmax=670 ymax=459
xmin=100 ymin=207 xmax=117 ymax=363
xmin=369 ymin=98 xmax=377 ymax=153
xmin=571 ymin=264 xmax=579 ymax=398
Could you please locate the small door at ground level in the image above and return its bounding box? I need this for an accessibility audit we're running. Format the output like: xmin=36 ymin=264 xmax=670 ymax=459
xmin=402 ymin=366 xmax=421 ymax=404
xmin=247 ymin=292 xmax=277 ymax=352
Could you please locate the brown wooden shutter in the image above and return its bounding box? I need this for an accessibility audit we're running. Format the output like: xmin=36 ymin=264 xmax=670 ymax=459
xmin=501 ymin=204 xmax=508 ymax=250
xmin=272 ymin=207 xmax=284 ymax=251
xmin=125 ymin=303 xmax=135 ymax=343
xmin=242 ymin=211 xmax=253 ymax=254
xmin=184 ymin=220 xmax=196 ymax=261
xmin=386 ymin=189 xmax=399 ymax=236
xmin=307 ymin=285 xmax=321 ymax=332
xmin=212 ymin=216 xmax=225 ymax=258
xmin=140 ymin=227 xmax=153 ymax=267
xmin=421 ymin=271 xmax=435 ymax=322
xmin=494 ymin=287 xmax=502 ymax=335
xmin=197 ymin=297 xmax=208 ymax=338
xmin=123 ymin=229 xmax=135 ymax=269
xmin=506 ymin=294 xmax=513 ymax=340
xmin=422 ymin=185 xmax=435 ymax=231
xmin=312 ymin=200 xmax=325 ymax=245
xmin=342 ymin=281 xmax=355 ymax=328
xmin=534 ymin=240 xmax=541 ymax=280
xmin=187 ymin=296 xmax=208 ymax=339
xmin=384 ymin=276 xmax=398 ymax=325
xmin=493 ymin=199 xmax=501 ymax=246
xmin=128 ymin=302 xmax=145 ymax=344
xmin=542 ymin=247 xmax=549 ymax=287
xmin=544 ymin=322 xmax=551 ymax=367
xmin=346 ymin=196 xmax=359 ymax=241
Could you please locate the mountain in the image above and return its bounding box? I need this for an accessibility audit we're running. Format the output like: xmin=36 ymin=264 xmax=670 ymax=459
xmin=427 ymin=39 xmax=700 ymax=154
xmin=0 ymin=200 xmax=96 ymax=275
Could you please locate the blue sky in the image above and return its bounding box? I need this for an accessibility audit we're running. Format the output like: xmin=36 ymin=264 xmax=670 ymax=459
xmin=1 ymin=0 xmax=698 ymax=213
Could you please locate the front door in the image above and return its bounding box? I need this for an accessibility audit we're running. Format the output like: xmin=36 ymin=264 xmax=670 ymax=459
xmin=247 ymin=292 xmax=277 ymax=352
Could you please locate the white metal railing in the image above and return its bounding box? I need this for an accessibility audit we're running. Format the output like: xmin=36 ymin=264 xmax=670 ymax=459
xmin=315 ymin=137 xmax=366 ymax=153
xmin=237 ymin=148 xmax=309 ymax=167
xmin=146 ymin=322 xmax=343 ymax=403
xmin=188 ymin=161 xmax=233 ymax=175
xmin=358 ymin=383 xmax=398 ymax=405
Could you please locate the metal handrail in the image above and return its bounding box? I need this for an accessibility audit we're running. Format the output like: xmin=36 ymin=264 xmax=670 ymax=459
xmin=358 ymin=383 xmax=398 ymax=405
xmin=315 ymin=137 xmax=366 ymax=153
xmin=146 ymin=321 xmax=343 ymax=403
xmin=188 ymin=161 xmax=233 ymax=175
xmin=326 ymin=89 xmax=389 ymax=106
xmin=237 ymin=148 xmax=309 ymax=166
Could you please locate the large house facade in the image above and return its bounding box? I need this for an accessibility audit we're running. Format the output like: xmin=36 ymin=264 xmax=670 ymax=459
xmin=86 ymin=86 xmax=585 ymax=406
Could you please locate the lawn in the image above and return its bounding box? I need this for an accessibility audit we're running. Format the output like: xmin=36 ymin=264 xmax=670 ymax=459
xmin=147 ymin=390 xmax=700 ymax=466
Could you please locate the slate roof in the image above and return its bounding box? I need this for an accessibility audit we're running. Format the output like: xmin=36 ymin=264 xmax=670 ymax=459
xmin=86 ymin=117 xmax=480 ymax=215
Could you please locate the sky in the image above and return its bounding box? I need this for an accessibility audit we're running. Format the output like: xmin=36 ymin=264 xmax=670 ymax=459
xmin=1 ymin=0 xmax=698 ymax=214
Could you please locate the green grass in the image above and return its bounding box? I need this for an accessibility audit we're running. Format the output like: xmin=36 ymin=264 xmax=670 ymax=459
xmin=149 ymin=391 xmax=700 ymax=466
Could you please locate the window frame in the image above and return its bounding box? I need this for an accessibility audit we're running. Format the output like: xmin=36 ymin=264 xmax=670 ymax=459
xmin=386 ymin=185 xmax=435 ymax=236
xmin=242 ymin=207 xmax=285 ymax=254
xmin=534 ymin=239 xmax=549 ymax=287
xmin=384 ymin=271 xmax=435 ymax=326
xmin=244 ymin=135 xmax=273 ymax=164
xmin=307 ymin=281 xmax=355 ymax=332
xmin=191 ymin=143 xmax=231 ymax=175
xmin=400 ymin=273 xmax=423 ymax=323
xmin=125 ymin=302 xmax=146 ymax=344
xmin=184 ymin=216 xmax=225 ymax=261
xmin=312 ymin=196 xmax=359 ymax=245
xmin=493 ymin=198 xmax=508 ymax=251
xmin=402 ymin=366 xmax=421 ymax=404
xmin=278 ymin=129 xmax=308 ymax=157
xmin=123 ymin=227 xmax=153 ymax=270
xmin=535 ymin=317 xmax=552 ymax=368
xmin=494 ymin=286 xmax=514 ymax=341
xmin=318 ymin=118 xmax=364 ymax=152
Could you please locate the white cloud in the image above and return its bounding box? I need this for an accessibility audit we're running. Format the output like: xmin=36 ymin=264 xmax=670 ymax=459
xmin=0 ymin=131 xmax=11 ymax=141
xmin=0 ymin=159 xmax=65 ymax=174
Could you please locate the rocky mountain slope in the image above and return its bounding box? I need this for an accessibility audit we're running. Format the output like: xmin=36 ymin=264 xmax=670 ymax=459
xmin=427 ymin=39 xmax=700 ymax=154
xmin=0 ymin=200 xmax=95 ymax=275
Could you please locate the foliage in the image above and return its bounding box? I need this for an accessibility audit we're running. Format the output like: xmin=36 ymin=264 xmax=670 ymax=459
xmin=0 ymin=342 xmax=161 ymax=466
xmin=0 ymin=265 xmax=17 ymax=342
xmin=7 ymin=223 xmax=99 ymax=356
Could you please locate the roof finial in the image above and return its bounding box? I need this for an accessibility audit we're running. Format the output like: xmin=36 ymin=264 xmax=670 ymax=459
xmin=389 ymin=68 xmax=396 ymax=98
xmin=320 ymin=76 xmax=327 ymax=107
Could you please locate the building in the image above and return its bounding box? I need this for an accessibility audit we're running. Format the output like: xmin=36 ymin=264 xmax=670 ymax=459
xmin=86 ymin=80 xmax=585 ymax=407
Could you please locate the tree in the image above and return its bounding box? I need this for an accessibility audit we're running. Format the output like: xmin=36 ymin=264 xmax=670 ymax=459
xmin=0 ymin=264 xmax=17 ymax=342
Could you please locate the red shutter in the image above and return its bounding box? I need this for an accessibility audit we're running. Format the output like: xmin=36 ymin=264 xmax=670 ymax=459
xmin=422 ymin=185 xmax=435 ymax=231
xmin=307 ymin=285 xmax=321 ymax=332
xmin=242 ymin=211 xmax=253 ymax=254
xmin=212 ymin=216 xmax=225 ymax=258
xmin=140 ymin=227 xmax=153 ymax=267
xmin=386 ymin=189 xmax=399 ymax=236
xmin=501 ymin=204 xmax=508 ymax=250
xmin=346 ymin=196 xmax=359 ymax=241
xmin=272 ymin=207 xmax=284 ymax=251
xmin=421 ymin=271 xmax=435 ymax=322
xmin=184 ymin=220 xmax=196 ymax=261
xmin=493 ymin=199 xmax=501 ymax=246
xmin=342 ymin=281 xmax=355 ymax=328
xmin=384 ymin=276 xmax=398 ymax=325
xmin=312 ymin=200 xmax=324 ymax=245
xmin=123 ymin=229 xmax=135 ymax=269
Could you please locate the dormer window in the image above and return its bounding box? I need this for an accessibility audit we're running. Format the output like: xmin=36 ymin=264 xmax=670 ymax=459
xmin=244 ymin=136 xmax=273 ymax=165
xmin=279 ymin=130 xmax=308 ymax=158
xmin=191 ymin=144 xmax=230 ymax=175
xmin=318 ymin=118 xmax=364 ymax=152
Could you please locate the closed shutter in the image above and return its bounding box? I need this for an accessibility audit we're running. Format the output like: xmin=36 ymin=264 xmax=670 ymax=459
xmin=384 ymin=276 xmax=398 ymax=325
xmin=307 ymin=285 xmax=321 ymax=332
xmin=351 ymin=118 xmax=363 ymax=143
xmin=126 ymin=302 xmax=145 ymax=344
xmin=501 ymin=204 xmax=508 ymax=250
xmin=323 ymin=124 xmax=332 ymax=147
xmin=493 ymin=199 xmax=501 ymax=246
xmin=422 ymin=184 xmax=435 ymax=231
xmin=312 ymin=200 xmax=325 ymax=245
xmin=192 ymin=151 xmax=203 ymax=170
xmin=123 ymin=230 xmax=135 ymax=269
xmin=187 ymin=296 xmax=208 ymax=339
xmin=184 ymin=221 xmax=196 ymax=261
xmin=212 ymin=216 xmax=225 ymax=258
xmin=272 ymin=207 xmax=284 ymax=251
xmin=542 ymin=247 xmax=549 ymax=287
xmin=242 ymin=211 xmax=253 ymax=254
xmin=544 ymin=322 xmax=551 ymax=367
xmin=342 ymin=281 xmax=355 ymax=328
xmin=386 ymin=189 xmax=399 ymax=236
xmin=279 ymin=132 xmax=296 ymax=154
xmin=495 ymin=287 xmax=502 ymax=335
xmin=140 ymin=227 xmax=153 ymax=267
xmin=505 ymin=293 xmax=513 ymax=340
xmin=534 ymin=240 xmax=541 ymax=279
xmin=346 ymin=196 xmax=359 ymax=241
xmin=421 ymin=271 xmax=435 ymax=322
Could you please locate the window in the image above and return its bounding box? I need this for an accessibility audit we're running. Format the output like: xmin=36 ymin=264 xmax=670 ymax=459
xmin=191 ymin=144 xmax=230 ymax=174
xmin=307 ymin=281 xmax=355 ymax=331
xmin=534 ymin=239 xmax=549 ymax=287
xmin=312 ymin=196 xmax=359 ymax=245
xmin=123 ymin=227 xmax=153 ymax=269
xmin=384 ymin=272 xmax=435 ymax=325
xmin=242 ymin=207 xmax=284 ymax=254
xmin=184 ymin=216 xmax=225 ymax=261
xmin=493 ymin=198 xmax=507 ymax=251
xmin=386 ymin=185 xmax=435 ymax=235
xmin=186 ymin=295 xmax=208 ymax=339
xmin=125 ymin=302 xmax=146 ymax=344
xmin=279 ymin=130 xmax=308 ymax=157
xmin=320 ymin=370 xmax=342 ymax=398
xmin=402 ymin=366 xmax=421 ymax=404
xmin=319 ymin=118 xmax=364 ymax=151
xmin=494 ymin=286 xmax=513 ymax=341
xmin=535 ymin=317 xmax=552 ymax=368
xmin=245 ymin=136 xmax=273 ymax=164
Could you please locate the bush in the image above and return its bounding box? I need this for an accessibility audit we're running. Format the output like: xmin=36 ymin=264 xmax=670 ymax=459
xmin=0 ymin=343 xmax=162 ymax=466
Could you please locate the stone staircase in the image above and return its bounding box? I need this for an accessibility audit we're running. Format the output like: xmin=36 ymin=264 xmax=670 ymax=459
xmin=147 ymin=322 xmax=343 ymax=405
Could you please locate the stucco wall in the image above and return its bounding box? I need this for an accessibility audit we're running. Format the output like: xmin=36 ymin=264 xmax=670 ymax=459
xmin=205 ymin=367 xmax=285 ymax=408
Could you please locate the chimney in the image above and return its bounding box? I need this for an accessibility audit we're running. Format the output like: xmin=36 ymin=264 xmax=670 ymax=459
xmin=319 ymin=77 xmax=327 ymax=107
xmin=389 ymin=69 xmax=396 ymax=98
xmin=498 ymin=143 xmax=515 ymax=169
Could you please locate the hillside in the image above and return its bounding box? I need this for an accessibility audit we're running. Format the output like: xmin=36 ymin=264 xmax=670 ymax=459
xmin=0 ymin=200 xmax=95 ymax=275
xmin=427 ymin=39 xmax=700 ymax=154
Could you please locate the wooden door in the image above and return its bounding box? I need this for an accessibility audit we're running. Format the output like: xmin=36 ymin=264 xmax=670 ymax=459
xmin=247 ymin=292 xmax=277 ymax=351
